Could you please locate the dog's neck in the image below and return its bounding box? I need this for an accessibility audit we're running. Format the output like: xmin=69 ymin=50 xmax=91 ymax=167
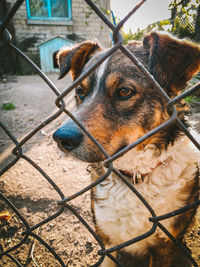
xmin=113 ymin=143 xmax=163 ymax=178
xmin=113 ymin=136 xmax=199 ymax=183
xmin=119 ymin=160 xmax=163 ymax=184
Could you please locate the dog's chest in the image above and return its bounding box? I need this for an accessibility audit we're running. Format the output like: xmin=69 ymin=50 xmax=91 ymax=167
xmin=93 ymin=139 xmax=199 ymax=255
xmin=94 ymin=174 xmax=163 ymax=254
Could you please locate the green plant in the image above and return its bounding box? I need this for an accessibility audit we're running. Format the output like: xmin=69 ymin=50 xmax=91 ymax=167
xmin=184 ymin=96 xmax=200 ymax=103
xmin=123 ymin=28 xmax=145 ymax=44
xmin=170 ymin=16 xmax=195 ymax=39
xmin=169 ymin=0 xmax=200 ymax=40
xmin=2 ymin=102 xmax=15 ymax=110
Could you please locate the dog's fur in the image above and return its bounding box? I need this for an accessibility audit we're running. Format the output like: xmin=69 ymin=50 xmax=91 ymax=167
xmin=53 ymin=32 xmax=200 ymax=267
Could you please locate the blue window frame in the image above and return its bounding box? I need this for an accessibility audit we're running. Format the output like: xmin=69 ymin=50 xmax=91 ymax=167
xmin=26 ymin=0 xmax=72 ymax=20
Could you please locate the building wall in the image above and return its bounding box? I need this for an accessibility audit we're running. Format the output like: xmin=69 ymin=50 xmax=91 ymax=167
xmin=6 ymin=0 xmax=111 ymax=73
xmin=0 ymin=0 xmax=19 ymax=76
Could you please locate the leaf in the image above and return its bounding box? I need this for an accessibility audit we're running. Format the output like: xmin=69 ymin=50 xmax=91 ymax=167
xmin=0 ymin=211 xmax=11 ymax=221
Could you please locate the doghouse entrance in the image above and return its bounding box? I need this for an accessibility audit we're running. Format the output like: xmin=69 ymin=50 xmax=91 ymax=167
xmin=39 ymin=36 xmax=73 ymax=73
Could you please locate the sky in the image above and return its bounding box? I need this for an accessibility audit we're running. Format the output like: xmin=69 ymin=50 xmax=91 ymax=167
xmin=110 ymin=0 xmax=172 ymax=33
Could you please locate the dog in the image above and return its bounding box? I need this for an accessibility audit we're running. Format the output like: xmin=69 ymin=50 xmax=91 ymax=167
xmin=53 ymin=32 xmax=200 ymax=267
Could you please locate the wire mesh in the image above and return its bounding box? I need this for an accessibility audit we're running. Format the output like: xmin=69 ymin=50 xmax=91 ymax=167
xmin=0 ymin=0 xmax=199 ymax=266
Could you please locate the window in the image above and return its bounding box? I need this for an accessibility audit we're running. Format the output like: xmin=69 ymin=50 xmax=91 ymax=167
xmin=26 ymin=0 xmax=72 ymax=20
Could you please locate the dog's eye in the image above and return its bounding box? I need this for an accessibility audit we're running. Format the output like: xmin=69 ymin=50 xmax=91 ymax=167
xmin=76 ymin=87 xmax=85 ymax=101
xmin=114 ymin=87 xmax=135 ymax=100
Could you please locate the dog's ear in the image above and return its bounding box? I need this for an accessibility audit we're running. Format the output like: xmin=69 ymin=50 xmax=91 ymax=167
xmin=143 ymin=32 xmax=200 ymax=95
xmin=56 ymin=41 xmax=101 ymax=80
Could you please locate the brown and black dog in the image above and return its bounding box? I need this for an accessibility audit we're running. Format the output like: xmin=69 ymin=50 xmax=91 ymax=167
xmin=53 ymin=32 xmax=200 ymax=267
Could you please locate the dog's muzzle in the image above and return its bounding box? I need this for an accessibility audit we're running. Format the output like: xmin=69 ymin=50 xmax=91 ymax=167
xmin=53 ymin=120 xmax=83 ymax=152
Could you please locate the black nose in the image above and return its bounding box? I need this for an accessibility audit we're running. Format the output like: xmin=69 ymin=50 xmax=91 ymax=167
xmin=53 ymin=120 xmax=83 ymax=151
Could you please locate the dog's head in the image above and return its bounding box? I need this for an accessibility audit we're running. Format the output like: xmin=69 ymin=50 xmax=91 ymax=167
xmin=53 ymin=32 xmax=200 ymax=162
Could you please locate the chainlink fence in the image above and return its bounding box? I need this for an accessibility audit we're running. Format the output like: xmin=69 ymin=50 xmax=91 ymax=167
xmin=0 ymin=0 xmax=200 ymax=266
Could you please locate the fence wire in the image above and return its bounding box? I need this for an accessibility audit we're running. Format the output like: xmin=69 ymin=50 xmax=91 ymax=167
xmin=0 ymin=0 xmax=200 ymax=266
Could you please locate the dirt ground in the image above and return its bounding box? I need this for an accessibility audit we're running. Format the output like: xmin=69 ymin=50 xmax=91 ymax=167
xmin=0 ymin=74 xmax=199 ymax=267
